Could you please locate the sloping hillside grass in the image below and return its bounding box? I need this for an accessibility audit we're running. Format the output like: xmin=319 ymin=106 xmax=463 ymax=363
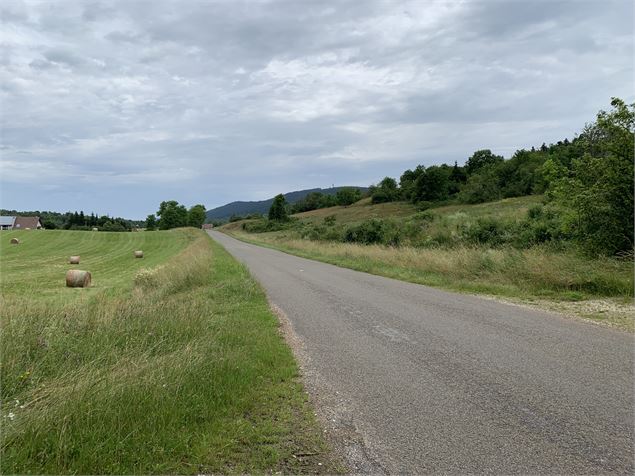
xmin=0 ymin=229 xmax=341 ymax=474
xmin=223 ymin=196 xmax=634 ymax=330
xmin=292 ymin=195 xmax=543 ymax=225
xmin=294 ymin=197 xmax=418 ymax=223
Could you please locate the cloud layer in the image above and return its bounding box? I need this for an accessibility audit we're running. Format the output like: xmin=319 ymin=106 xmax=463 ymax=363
xmin=1 ymin=0 xmax=632 ymax=217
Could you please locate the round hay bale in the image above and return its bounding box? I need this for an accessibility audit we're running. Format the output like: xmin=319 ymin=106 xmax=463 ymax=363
xmin=92 ymin=227 xmax=98 ymax=231
xmin=134 ymin=250 xmax=144 ymax=258
xmin=69 ymin=255 xmax=80 ymax=264
xmin=66 ymin=270 xmax=91 ymax=288
xmin=10 ymin=238 xmax=19 ymax=245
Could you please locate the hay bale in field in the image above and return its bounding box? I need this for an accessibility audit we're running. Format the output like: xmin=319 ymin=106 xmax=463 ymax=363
xmin=92 ymin=227 xmax=98 ymax=231
xmin=69 ymin=255 xmax=80 ymax=264
xmin=134 ymin=250 xmax=144 ymax=258
xmin=66 ymin=269 xmax=91 ymax=288
xmin=10 ymin=238 xmax=19 ymax=244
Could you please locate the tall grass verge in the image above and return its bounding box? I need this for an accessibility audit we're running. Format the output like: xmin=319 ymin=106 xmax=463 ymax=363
xmin=1 ymin=230 xmax=341 ymax=474
xmin=227 ymin=232 xmax=634 ymax=330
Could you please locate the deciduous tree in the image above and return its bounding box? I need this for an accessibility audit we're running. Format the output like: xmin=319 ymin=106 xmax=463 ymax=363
xmin=187 ymin=204 xmax=207 ymax=228
xmin=268 ymin=194 xmax=289 ymax=221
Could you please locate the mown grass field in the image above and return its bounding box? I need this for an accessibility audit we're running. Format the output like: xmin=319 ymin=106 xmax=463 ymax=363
xmin=223 ymin=196 xmax=634 ymax=331
xmin=0 ymin=229 xmax=341 ymax=474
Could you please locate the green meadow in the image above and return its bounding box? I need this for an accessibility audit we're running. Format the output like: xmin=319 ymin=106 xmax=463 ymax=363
xmin=0 ymin=229 xmax=341 ymax=474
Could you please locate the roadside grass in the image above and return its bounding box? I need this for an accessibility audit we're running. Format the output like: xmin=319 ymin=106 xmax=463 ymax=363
xmin=223 ymin=194 xmax=633 ymax=331
xmin=1 ymin=229 xmax=342 ymax=474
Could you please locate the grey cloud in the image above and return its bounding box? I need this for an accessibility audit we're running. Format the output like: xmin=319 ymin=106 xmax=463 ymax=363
xmin=43 ymin=48 xmax=85 ymax=66
xmin=105 ymin=30 xmax=145 ymax=43
xmin=0 ymin=0 xmax=632 ymax=218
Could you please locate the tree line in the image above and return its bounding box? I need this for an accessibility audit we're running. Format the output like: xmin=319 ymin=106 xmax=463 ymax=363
xmin=364 ymin=98 xmax=633 ymax=255
xmin=262 ymin=98 xmax=633 ymax=256
xmin=0 ymin=209 xmax=144 ymax=231
xmin=290 ymin=187 xmax=363 ymax=213
xmin=145 ymin=201 xmax=206 ymax=230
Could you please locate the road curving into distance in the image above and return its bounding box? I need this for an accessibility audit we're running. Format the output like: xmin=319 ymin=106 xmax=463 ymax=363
xmin=209 ymin=230 xmax=634 ymax=474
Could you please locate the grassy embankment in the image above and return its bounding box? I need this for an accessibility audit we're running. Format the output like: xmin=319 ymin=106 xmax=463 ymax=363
xmin=0 ymin=229 xmax=342 ymax=474
xmin=223 ymin=196 xmax=634 ymax=331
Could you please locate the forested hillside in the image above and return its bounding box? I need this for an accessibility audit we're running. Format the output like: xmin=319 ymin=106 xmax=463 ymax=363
xmin=365 ymin=98 xmax=633 ymax=256
xmin=205 ymin=186 xmax=367 ymax=222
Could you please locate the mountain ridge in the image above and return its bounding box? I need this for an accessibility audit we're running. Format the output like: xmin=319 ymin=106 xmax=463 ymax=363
xmin=206 ymin=186 xmax=367 ymax=221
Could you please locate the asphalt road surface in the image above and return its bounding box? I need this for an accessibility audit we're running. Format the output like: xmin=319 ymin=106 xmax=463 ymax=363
xmin=209 ymin=231 xmax=634 ymax=474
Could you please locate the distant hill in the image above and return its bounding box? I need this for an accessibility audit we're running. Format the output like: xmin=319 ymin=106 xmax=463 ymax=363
xmin=206 ymin=187 xmax=368 ymax=221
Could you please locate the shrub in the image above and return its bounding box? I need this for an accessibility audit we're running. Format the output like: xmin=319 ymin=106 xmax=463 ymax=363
xmin=343 ymin=219 xmax=401 ymax=246
xmin=413 ymin=211 xmax=435 ymax=222
xmin=527 ymin=204 xmax=544 ymax=220
xmin=324 ymin=215 xmax=337 ymax=226
xmin=243 ymin=218 xmax=298 ymax=233
xmin=464 ymin=218 xmax=511 ymax=246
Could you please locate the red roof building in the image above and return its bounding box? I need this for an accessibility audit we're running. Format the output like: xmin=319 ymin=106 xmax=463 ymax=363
xmin=13 ymin=216 xmax=42 ymax=229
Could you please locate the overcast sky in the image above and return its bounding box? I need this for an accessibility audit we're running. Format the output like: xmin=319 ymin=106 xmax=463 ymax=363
xmin=1 ymin=0 xmax=632 ymax=218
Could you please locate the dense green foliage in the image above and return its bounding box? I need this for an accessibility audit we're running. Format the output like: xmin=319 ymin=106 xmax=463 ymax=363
xmin=367 ymin=98 xmax=634 ymax=255
xmin=187 ymin=204 xmax=207 ymax=228
xmin=370 ymin=177 xmax=399 ymax=203
xmin=157 ymin=200 xmax=188 ymax=230
xmin=292 ymin=203 xmax=567 ymax=251
xmin=0 ymin=209 xmax=143 ymax=231
xmin=465 ymin=149 xmax=504 ymax=175
xmin=291 ymin=192 xmax=336 ymax=212
xmin=151 ymin=201 xmax=208 ymax=230
xmin=268 ymin=194 xmax=289 ymax=221
xmin=241 ymin=218 xmax=298 ymax=233
xmin=290 ymin=187 xmax=364 ymax=213
xmin=228 ymin=213 xmax=262 ymax=223
xmin=145 ymin=214 xmax=157 ymax=230
xmin=335 ymin=187 xmax=363 ymax=206
xmin=544 ymin=98 xmax=634 ymax=255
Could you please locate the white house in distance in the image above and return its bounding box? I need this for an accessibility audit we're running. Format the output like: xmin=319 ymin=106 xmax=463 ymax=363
xmin=0 ymin=216 xmax=43 ymax=230
xmin=0 ymin=216 xmax=16 ymax=230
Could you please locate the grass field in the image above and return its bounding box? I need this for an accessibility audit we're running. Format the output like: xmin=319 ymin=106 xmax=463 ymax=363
xmin=295 ymin=197 xmax=419 ymax=223
xmin=223 ymin=196 xmax=634 ymax=331
xmin=0 ymin=229 xmax=341 ymax=474
xmin=291 ymin=195 xmax=543 ymax=225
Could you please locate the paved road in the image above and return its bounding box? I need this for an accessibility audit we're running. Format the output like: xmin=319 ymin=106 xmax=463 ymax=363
xmin=209 ymin=231 xmax=634 ymax=474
